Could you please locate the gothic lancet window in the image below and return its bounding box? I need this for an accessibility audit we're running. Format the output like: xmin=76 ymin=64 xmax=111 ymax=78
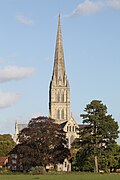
xmin=57 ymin=109 xmax=60 ymax=119
xmin=61 ymin=92 xmax=64 ymax=102
xmin=56 ymin=92 xmax=60 ymax=102
xmin=70 ymin=135 xmax=75 ymax=145
xmin=61 ymin=109 xmax=64 ymax=119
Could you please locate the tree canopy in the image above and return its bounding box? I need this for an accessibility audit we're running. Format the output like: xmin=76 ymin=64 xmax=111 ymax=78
xmin=72 ymin=100 xmax=119 ymax=172
xmin=0 ymin=134 xmax=16 ymax=156
xmin=11 ymin=116 xmax=69 ymax=170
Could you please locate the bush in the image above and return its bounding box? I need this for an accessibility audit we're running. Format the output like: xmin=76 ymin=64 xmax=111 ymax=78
xmin=30 ymin=166 xmax=46 ymax=175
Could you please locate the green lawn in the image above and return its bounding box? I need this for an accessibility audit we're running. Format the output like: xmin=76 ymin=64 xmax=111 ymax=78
xmin=0 ymin=173 xmax=120 ymax=180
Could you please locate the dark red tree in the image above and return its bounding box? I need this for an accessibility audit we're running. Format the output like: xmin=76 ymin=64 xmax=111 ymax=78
xmin=11 ymin=116 xmax=69 ymax=170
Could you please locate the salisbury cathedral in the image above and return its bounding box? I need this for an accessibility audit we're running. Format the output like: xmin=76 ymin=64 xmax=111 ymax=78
xmin=14 ymin=15 xmax=81 ymax=151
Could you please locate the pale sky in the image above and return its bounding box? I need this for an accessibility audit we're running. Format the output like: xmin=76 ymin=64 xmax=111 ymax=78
xmin=0 ymin=0 xmax=120 ymax=142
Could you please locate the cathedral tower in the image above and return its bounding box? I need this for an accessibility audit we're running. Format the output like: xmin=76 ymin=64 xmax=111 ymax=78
xmin=49 ymin=15 xmax=70 ymax=123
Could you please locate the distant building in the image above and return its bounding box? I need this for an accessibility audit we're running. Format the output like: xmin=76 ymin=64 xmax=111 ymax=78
xmin=14 ymin=14 xmax=79 ymax=147
xmin=12 ymin=15 xmax=82 ymax=172
xmin=13 ymin=122 xmax=27 ymax=144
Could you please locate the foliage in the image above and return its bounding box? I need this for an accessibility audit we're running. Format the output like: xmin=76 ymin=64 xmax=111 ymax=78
xmin=72 ymin=100 xmax=119 ymax=172
xmin=11 ymin=116 xmax=69 ymax=170
xmin=98 ymin=143 xmax=120 ymax=172
xmin=0 ymin=134 xmax=16 ymax=156
xmin=29 ymin=166 xmax=46 ymax=175
xmin=72 ymin=147 xmax=94 ymax=172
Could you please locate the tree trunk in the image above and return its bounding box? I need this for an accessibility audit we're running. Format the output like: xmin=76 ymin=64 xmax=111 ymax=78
xmin=94 ymin=155 xmax=98 ymax=173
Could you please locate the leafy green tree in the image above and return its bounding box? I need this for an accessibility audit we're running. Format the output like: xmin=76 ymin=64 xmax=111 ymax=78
xmin=0 ymin=134 xmax=16 ymax=156
xmin=73 ymin=100 xmax=119 ymax=173
xmin=72 ymin=145 xmax=94 ymax=172
xmin=11 ymin=116 xmax=69 ymax=170
xmin=98 ymin=143 xmax=120 ymax=172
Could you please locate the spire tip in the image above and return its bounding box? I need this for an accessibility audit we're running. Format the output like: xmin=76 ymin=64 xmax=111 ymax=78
xmin=58 ymin=13 xmax=60 ymax=22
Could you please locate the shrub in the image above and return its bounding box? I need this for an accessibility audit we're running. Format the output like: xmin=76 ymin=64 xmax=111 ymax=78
xmin=30 ymin=166 xmax=46 ymax=175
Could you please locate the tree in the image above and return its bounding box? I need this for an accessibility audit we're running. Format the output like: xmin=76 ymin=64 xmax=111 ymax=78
xmin=11 ymin=116 xmax=69 ymax=170
xmin=73 ymin=100 xmax=119 ymax=173
xmin=98 ymin=143 xmax=120 ymax=172
xmin=0 ymin=134 xmax=16 ymax=156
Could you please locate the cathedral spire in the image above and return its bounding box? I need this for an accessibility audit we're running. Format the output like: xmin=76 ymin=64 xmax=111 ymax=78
xmin=53 ymin=14 xmax=66 ymax=82
xmin=49 ymin=15 xmax=70 ymax=123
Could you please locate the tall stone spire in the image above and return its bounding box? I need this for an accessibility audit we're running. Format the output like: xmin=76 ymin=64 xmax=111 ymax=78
xmin=53 ymin=14 xmax=66 ymax=82
xmin=49 ymin=15 xmax=70 ymax=123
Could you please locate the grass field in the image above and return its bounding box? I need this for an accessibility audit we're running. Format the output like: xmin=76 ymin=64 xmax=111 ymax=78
xmin=0 ymin=173 xmax=120 ymax=180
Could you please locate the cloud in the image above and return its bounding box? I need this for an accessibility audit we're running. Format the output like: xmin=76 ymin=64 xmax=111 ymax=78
xmin=72 ymin=0 xmax=103 ymax=16
xmin=0 ymin=65 xmax=35 ymax=83
xmin=16 ymin=15 xmax=33 ymax=25
xmin=108 ymin=0 xmax=120 ymax=9
xmin=0 ymin=92 xmax=21 ymax=108
xmin=71 ymin=0 xmax=120 ymax=16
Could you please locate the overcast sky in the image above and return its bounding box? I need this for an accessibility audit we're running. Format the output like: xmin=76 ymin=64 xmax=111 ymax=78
xmin=0 ymin=0 xmax=120 ymax=142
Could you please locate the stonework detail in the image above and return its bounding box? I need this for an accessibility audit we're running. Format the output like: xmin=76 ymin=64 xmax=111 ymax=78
xmin=49 ymin=15 xmax=70 ymax=123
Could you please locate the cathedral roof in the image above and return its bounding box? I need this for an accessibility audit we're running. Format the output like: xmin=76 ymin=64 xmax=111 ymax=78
xmin=78 ymin=124 xmax=87 ymax=129
xmin=60 ymin=121 xmax=68 ymax=129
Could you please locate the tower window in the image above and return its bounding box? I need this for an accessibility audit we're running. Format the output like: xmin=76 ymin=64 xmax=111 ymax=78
xmin=57 ymin=109 xmax=60 ymax=119
xmin=61 ymin=109 xmax=64 ymax=119
xmin=61 ymin=93 xmax=64 ymax=102
xmin=70 ymin=135 xmax=75 ymax=145
xmin=57 ymin=92 xmax=60 ymax=102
